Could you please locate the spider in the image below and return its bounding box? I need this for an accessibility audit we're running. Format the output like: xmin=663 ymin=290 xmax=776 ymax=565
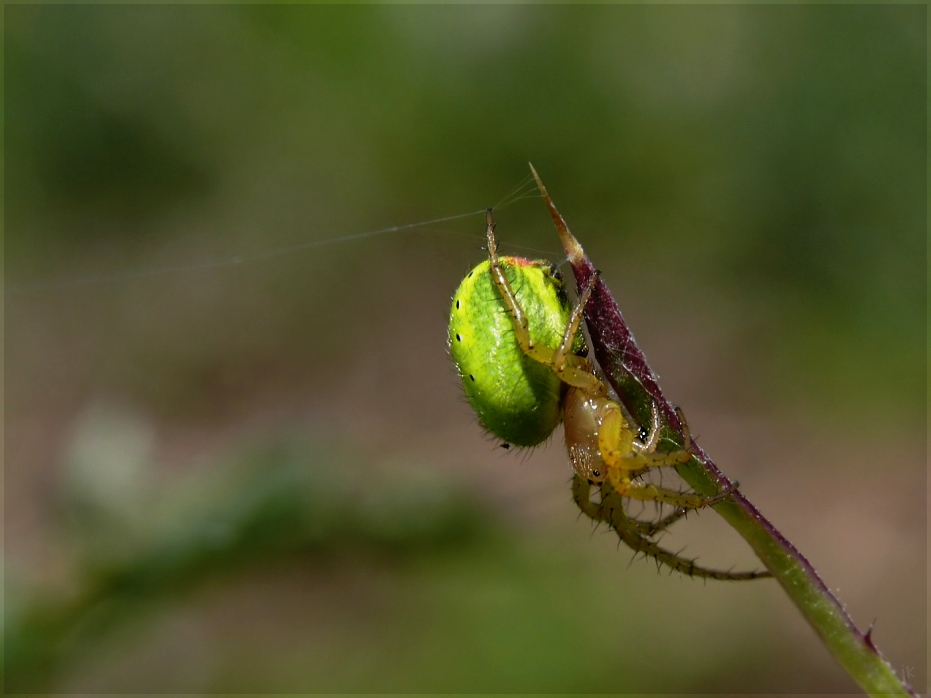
xmin=450 ymin=209 xmax=766 ymax=580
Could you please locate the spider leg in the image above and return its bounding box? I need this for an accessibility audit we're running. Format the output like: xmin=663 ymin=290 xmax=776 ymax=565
xmin=609 ymin=473 xmax=711 ymax=509
xmin=571 ymin=475 xmax=604 ymax=521
xmin=631 ymin=449 xmax=693 ymax=468
xmin=579 ymin=479 xmax=770 ymax=581
xmin=572 ymin=479 xmax=767 ymax=580
xmin=484 ymin=209 xmax=602 ymax=392
xmin=615 ymin=502 xmax=693 ymax=538
xmin=635 ymin=405 xmax=743 ymax=506
xmin=637 ymin=505 xmax=691 ymax=537
xmin=573 ymin=478 xmax=697 ymax=536
xmin=599 ymin=409 xmax=716 ymax=509
xmin=551 ymin=270 xmax=597 ymax=372
xmin=618 ymin=456 xmax=741 ymax=510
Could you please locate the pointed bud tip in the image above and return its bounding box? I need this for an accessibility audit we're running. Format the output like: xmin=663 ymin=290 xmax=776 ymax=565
xmin=528 ymin=163 xmax=586 ymax=265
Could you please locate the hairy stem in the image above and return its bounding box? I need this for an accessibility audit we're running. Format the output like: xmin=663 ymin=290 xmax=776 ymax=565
xmin=530 ymin=163 xmax=914 ymax=698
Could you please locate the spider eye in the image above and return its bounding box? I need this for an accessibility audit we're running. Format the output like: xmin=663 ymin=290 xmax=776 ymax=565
xmin=592 ymin=469 xmax=601 ymax=479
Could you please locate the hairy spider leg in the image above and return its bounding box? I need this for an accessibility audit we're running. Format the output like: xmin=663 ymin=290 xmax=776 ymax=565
xmin=572 ymin=477 xmax=770 ymax=581
xmin=484 ymin=209 xmax=603 ymax=393
xmin=577 ymin=482 xmax=691 ymax=538
xmin=598 ymin=408 xmax=707 ymax=508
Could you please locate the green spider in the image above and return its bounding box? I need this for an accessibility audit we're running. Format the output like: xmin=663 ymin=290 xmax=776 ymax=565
xmin=449 ymin=209 xmax=765 ymax=580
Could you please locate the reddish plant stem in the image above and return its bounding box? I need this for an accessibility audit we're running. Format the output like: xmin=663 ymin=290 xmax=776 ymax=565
xmin=529 ymin=163 xmax=914 ymax=697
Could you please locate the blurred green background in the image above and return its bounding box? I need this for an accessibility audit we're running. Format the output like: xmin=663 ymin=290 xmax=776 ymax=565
xmin=5 ymin=4 xmax=926 ymax=693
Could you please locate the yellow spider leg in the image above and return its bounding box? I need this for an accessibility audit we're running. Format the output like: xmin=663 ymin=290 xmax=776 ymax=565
xmin=600 ymin=488 xmax=769 ymax=580
xmin=636 ymin=505 xmax=691 ymax=537
xmin=485 ymin=210 xmax=603 ymax=393
xmin=571 ymin=477 xmax=770 ymax=581
xmin=571 ymin=474 xmax=603 ymax=521
xmin=550 ymin=266 xmax=597 ymax=372
xmin=634 ymin=449 xmax=693 ymax=468
xmin=572 ymin=475 xmax=688 ymax=537
xmin=599 ymin=408 xmax=714 ymax=509
xmin=610 ymin=474 xmax=710 ymax=509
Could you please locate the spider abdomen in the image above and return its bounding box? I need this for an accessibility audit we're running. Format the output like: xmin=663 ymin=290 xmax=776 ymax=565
xmin=449 ymin=257 xmax=583 ymax=447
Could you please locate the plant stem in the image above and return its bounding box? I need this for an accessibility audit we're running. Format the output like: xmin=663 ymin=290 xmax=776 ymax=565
xmin=529 ymin=163 xmax=915 ymax=698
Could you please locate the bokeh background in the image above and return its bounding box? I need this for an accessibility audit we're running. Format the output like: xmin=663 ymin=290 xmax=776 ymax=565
xmin=5 ymin=4 xmax=926 ymax=693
